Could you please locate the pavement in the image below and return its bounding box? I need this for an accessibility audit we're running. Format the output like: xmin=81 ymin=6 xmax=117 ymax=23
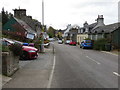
xmin=2 ymin=45 xmax=54 ymax=88
xmin=0 ymin=75 xmax=12 ymax=87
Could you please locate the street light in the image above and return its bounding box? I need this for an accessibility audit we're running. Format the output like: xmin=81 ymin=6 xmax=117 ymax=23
xmin=40 ymin=0 xmax=45 ymax=53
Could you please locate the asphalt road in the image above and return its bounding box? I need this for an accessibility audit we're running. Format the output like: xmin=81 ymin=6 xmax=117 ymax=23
xmin=50 ymin=42 xmax=118 ymax=88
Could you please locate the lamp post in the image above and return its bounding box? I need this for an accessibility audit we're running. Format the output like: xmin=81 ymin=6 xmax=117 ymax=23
xmin=42 ymin=0 xmax=44 ymax=26
xmin=40 ymin=0 xmax=45 ymax=53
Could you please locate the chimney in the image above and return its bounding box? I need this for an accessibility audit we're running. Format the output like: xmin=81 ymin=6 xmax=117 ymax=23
xmin=93 ymin=15 xmax=105 ymax=30
xmin=83 ymin=21 xmax=88 ymax=27
xmin=96 ymin=15 xmax=104 ymax=26
xmin=13 ymin=8 xmax=26 ymax=19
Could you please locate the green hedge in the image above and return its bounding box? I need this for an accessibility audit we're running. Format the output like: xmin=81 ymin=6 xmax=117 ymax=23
xmin=93 ymin=38 xmax=108 ymax=51
xmin=2 ymin=45 xmax=9 ymax=52
xmin=9 ymin=43 xmax=22 ymax=56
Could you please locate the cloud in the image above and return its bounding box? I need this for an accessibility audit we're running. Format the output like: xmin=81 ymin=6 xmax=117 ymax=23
xmin=0 ymin=0 xmax=119 ymax=29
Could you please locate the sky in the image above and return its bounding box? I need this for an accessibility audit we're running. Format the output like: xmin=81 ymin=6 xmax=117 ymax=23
xmin=0 ymin=0 xmax=119 ymax=29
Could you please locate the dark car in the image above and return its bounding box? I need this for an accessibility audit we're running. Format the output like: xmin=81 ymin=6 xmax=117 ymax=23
xmin=20 ymin=46 xmax=38 ymax=60
xmin=80 ymin=40 xmax=93 ymax=49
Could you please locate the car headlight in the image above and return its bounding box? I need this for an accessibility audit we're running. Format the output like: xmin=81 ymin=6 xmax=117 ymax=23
xmin=28 ymin=50 xmax=36 ymax=52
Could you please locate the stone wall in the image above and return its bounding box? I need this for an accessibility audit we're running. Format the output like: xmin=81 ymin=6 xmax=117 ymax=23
xmin=2 ymin=52 xmax=19 ymax=76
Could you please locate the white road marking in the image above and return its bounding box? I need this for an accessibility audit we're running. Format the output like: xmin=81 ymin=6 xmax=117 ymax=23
xmin=47 ymin=55 xmax=56 ymax=88
xmin=113 ymin=72 xmax=120 ymax=77
xmin=101 ymin=51 xmax=118 ymax=56
xmin=86 ymin=56 xmax=101 ymax=65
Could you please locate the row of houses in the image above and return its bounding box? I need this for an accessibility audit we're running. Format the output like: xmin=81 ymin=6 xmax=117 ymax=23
xmin=2 ymin=8 xmax=45 ymax=40
xmin=64 ymin=15 xmax=120 ymax=49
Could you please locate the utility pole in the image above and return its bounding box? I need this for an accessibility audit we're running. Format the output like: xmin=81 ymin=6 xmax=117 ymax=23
xmin=42 ymin=0 xmax=44 ymax=26
xmin=40 ymin=0 xmax=44 ymax=53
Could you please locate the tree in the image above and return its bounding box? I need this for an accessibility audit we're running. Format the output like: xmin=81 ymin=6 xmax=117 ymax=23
xmin=2 ymin=8 xmax=9 ymax=26
xmin=47 ymin=26 xmax=55 ymax=38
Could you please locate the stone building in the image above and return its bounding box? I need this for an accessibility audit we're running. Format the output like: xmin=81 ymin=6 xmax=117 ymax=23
xmin=13 ymin=8 xmax=42 ymax=37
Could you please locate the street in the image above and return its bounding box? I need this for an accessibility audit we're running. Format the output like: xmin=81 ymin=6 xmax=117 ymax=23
xmin=1 ymin=0 xmax=120 ymax=89
xmin=51 ymin=42 xmax=118 ymax=88
xmin=2 ymin=42 xmax=118 ymax=88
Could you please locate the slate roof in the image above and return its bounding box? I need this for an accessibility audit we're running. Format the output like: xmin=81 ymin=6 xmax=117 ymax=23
xmin=87 ymin=22 xmax=97 ymax=28
xmin=91 ymin=22 xmax=120 ymax=33
xmin=14 ymin=17 xmax=36 ymax=34
xmin=79 ymin=22 xmax=97 ymax=34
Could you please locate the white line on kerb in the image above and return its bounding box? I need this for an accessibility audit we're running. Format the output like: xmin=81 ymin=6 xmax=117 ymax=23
xmin=47 ymin=55 xmax=56 ymax=88
xmin=113 ymin=72 xmax=120 ymax=77
xmin=86 ymin=56 xmax=101 ymax=65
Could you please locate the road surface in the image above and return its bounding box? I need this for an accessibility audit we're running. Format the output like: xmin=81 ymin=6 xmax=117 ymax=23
xmin=50 ymin=42 xmax=118 ymax=88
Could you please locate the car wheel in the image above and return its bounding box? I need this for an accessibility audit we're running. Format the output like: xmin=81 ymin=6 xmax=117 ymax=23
xmin=20 ymin=51 xmax=29 ymax=60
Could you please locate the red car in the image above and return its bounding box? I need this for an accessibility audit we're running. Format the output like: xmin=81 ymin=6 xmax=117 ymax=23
xmin=20 ymin=46 xmax=38 ymax=60
xmin=69 ymin=41 xmax=77 ymax=46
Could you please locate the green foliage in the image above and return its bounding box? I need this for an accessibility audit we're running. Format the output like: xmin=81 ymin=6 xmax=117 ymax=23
xmin=33 ymin=37 xmax=42 ymax=50
xmin=9 ymin=43 xmax=22 ymax=56
xmin=2 ymin=8 xmax=9 ymax=26
xmin=93 ymin=38 xmax=108 ymax=51
xmin=84 ymin=38 xmax=91 ymax=40
xmin=2 ymin=45 xmax=9 ymax=52
xmin=47 ymin=26 xmax=56 ymax=38
xmin=44 ymin=39 xmax=50 ymax=44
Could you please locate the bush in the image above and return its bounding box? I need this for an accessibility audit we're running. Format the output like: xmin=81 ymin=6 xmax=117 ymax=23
xmin=93 ymin=38 xmax=108 ymax=51
xmin=84 ymin=38 xmax=91 ymax=40
xmin=9 ymin=43 xmax=22 ymax=56
xmin=2 ymin=45 xmax=9 ymax=52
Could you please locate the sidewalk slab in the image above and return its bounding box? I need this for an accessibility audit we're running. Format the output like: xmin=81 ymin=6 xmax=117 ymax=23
xmin=101 ymin=51 xmax=118 ymax=56
xmin=0 ymin=75 xmax=12 ymax=87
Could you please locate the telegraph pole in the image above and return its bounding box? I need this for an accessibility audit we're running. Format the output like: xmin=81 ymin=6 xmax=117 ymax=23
xmin=40 ymin=0 xmax=44 ymax=53
xmin=42 ymin=0 xmax=44 ymax=26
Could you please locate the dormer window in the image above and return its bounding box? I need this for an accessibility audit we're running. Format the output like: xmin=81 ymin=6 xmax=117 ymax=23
xmin=78 ymin=29 xmax=80 ymax=33
xmin=81 ymin=29 xmax=83 ymax=33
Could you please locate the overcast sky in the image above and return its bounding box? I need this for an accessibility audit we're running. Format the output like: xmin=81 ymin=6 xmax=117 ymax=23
xmin=0 ymin=0 xmax=119 ymax=29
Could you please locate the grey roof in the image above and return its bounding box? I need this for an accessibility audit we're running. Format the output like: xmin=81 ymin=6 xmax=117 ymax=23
xmin=91 ymin=22 xmax=120 ymax=33
xmin=14 ymin=17 xmax=36 ymax=35
xmin=67 ymin=32 xmax=77 ymax=34
xmin=87 ymin=22 xmax=97 ymax=28
xmin=58 ymin=30 xmax=66 ymax=34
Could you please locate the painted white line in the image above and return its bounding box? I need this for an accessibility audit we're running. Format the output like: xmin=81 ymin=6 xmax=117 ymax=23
xmin=47 ymin=55 xmax=56 ymax=88
xmin=113 ymin=72 xmax=120 ymax=77
xmin=101 ymin=51 xmax=118 ymax=56
xmin=86 ymin=56 xmax=101 ymax=65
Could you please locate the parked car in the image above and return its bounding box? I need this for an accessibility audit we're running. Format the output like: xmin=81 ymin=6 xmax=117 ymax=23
xmin=43 ymin=43 xmax=50 ymax=48
xmin=69 ymin=41 xmax=77 ymax=46
xmin=29 ymin=43 xmax=35 ymax=47
xmin=80 ymin=40 xmax=93 ymax=49
xmin=65 ymin=40 xmax=71 ymax=44
xmin=23 ymin=43 xmax=29 ymax=46
xmin=58 ymin=40 xmax=63 ymax=44
xmin=48 ymin=38 xmax=55 ymax=42
xmin=20 ymin=46 xmax=38 ymax=60
xmin=2 ymin=38 xmax=14 ymax=46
